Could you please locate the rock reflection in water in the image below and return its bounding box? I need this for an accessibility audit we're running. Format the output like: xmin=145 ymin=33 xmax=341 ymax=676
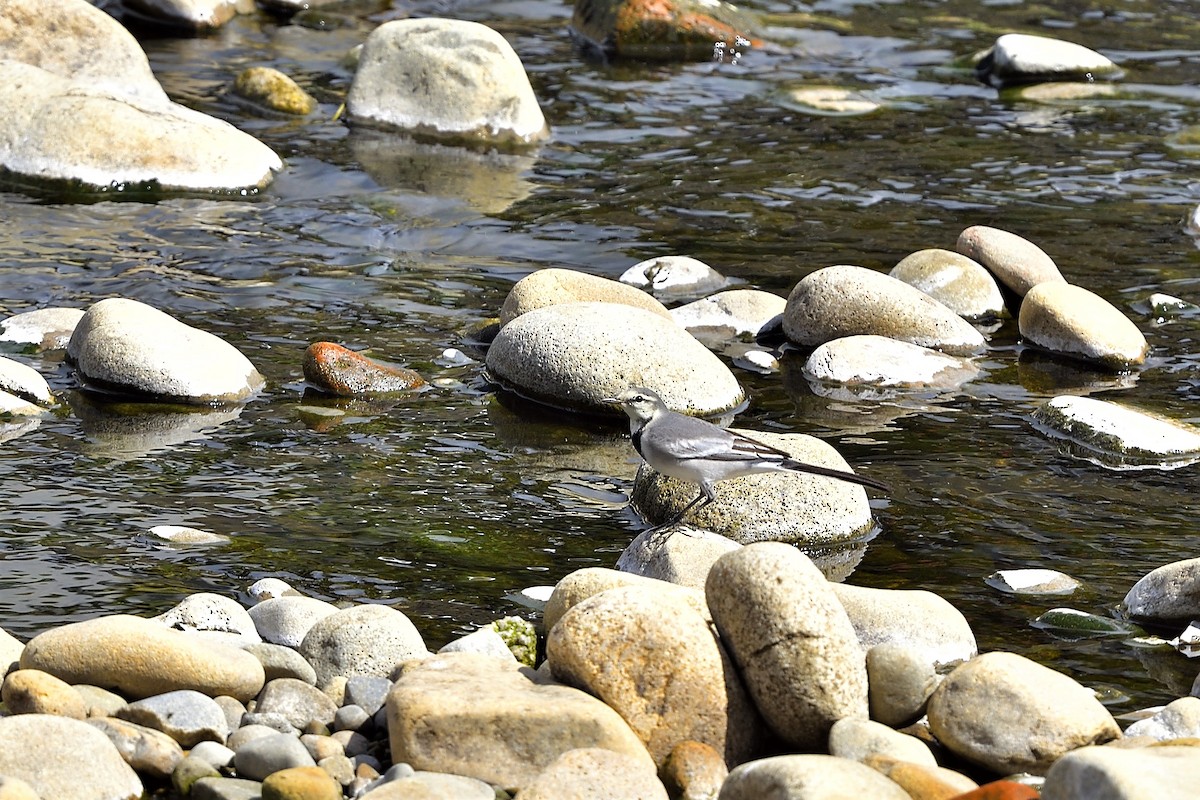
xmin=67 ymin=392 xmax=243 ymax=460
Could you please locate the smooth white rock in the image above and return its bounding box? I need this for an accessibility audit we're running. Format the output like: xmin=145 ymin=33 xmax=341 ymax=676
xmin=982 ymin=33 xmax=1119 ymax=86
xmin=0 ymin=308 xmax=85 ymax=348
xmin=155 ymin=593 xmax=261 ymax=644
xmin=986 ymin=569 xmax=1081 ymax=595
xmin=0 ymin=357 xmax=53 ymax=407
xmin=0 ymin=390 xmax=44 ymax=416
xmin=1033 ymin=396 xmax=1200 ymax=466
xmin=1122 ymin=697 xmax=1200 ymax=741
xmin=249 ymin=578 xmax=298 ymax=601
xmin=803 ymin=335 xmax=980 ymax=391
xmin=670 ymin=290 xmax=785 ymax=336
xmin=621 ymin=256 xmax=728 ymax=299
xmin=149 ymin=525 xmax=229 ymax=544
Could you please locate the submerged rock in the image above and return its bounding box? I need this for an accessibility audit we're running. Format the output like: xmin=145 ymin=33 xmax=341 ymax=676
xmin=232 ymin=67 xmax=317 ymax=116
xmin=630 ymin=429 xmax=878 ymax=544
xmin=889 ymin=248 xmax=1006 ymax=321
xmin=486 ymin=301 xmax=744 ymax=416
xmin=302 ymin=342 xmax=425 ymax=397
xmin=571 ymin=0 xmax=760 ymax=61
xmin=1019 ymin=283 xmax=1148 ymax=370
xmin=1032 ymin=395 xmax=1200 ymax=468
xmin=802 ymin=335 xmax=980 ymax=395
xmin=347 ymin=18 xmax=548 ymax=147
xmin=783 ymin=265 xmax=986 ymax=356
xmin=975 ymin=33 xmax=1120 ymax=88
xmin=67 ymin=298 xmax=264 ymax=405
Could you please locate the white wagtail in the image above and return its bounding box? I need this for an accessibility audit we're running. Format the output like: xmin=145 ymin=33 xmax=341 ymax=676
xmin=606 ymin=387 xmax=890 ymax=523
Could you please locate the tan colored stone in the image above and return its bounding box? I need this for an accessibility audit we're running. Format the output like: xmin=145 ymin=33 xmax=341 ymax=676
xmin=1019 ymin=282 xmax=1148 ymax=369
xmin=1 ymin=668 xmax=86 ymax=718
xmin=956 ymin=225 xmax=1065 ymax=296
xmin=500 ymin=268 xmax=670 ymax=325
xmin=543 ymin=567 xmax=708 ymax=633
xmin=863 ymin=754 xmax=977 ymax=799
xmin=516 ymin=748 xmax=668 ymax=800
xmin=261 ymin=766 xmax=342 ymax=800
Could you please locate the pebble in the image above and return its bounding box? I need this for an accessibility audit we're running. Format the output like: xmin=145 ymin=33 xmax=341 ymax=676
xmin=619 ymin=255 xmax=729 ymax=301
xmin=232 ymin=67 xmax=317 ymax=116
xmin=172 ymin=755 xmax=221 ymax=795
xmin=255 ymin=677 xmax=339 ymax=730
xmin=863 ymin=754 xmax=979 ymax=798
xmin=630 ymin=428 xmax=878 ymax=543
xmin=926 ymin=651 xmax=1120 ymax=774
xmin=192 ymin=776 xmax=264 ymax=800
xmin=387 ymin=651 xmax=655 ymax=789
xmin=344 ymin=675 xmax=393 ymax=717
xmin=670 ymin=289 xmax=785 ymax=337
xmin=0 ymin=714 xmax=143 ymax=799
xmin=1041 ymin=744 xmax=1200 ymax=799
xmin=359 ymin=771 xmax=495 ymax=799
xmin=117 ymin=689 xmax=232 ymax=747
xmin=517 ymin=747 xmax=669 ymax=799
xmin=190 ymin=741 xmax=237 ymax=770
xmin=438 ymin=626 xmax=517 ymax=662
xmin=1 ymin=668 xmax=87 ymax=718
xmin=298 ymin=604 xmax=428 ymax=689
xmin=615 ymin=525 xmax=741 ymax=590
xmin=890 ymin=248 xmax=1007 ymax=320
xmin=865 ymin=644 xmax=941 ymax=727
xmin=19 ymin=614 xmax=265 ymax=702
xmin=346 ymin=18 xmax=548 ymax=146
xmin=0 ymin=308 xmax=84 ymax=349
xmin=485 ymin=301 xmax=745 ymax=416
xmin=245 ymin=642 xmax=319 ymax=685
xmin=260 ymin=766 xmax=341 ymax=800
xmin=661 ymin=740 xmax=727 ymax=800
xmin=0 ymin=777 xmax=39 ymax=800
xmin=547 ymin=584 xmax=766 ymax=766
xmin=67 ymin=298 xmax=265 ymax=405
xmin=1033 ymin=395 xmax=1200 ymax=466
xmin=301 ymin=342 xmax=425 ymax=397
xmin=783 ymin=86 xmax=880 ymax=115
xmin=956 ymin=225 xmax=1066 ymax=297
xmin=1019 ymin=282 xmax=1148 ymax=369
xmin=706 ymin=543 xmax=868 ymax=749
xmin=543 ymin=567 xmax=709 ymax=633
xmin=232 ymin=731 xmax=317 ymax=781
xmin=249 ymin=579 xmax=300 ymax=601
xmin=499 ymin=267 xmax=670 ymax=326
xmin=249 ymin=595 xmax=341 ymax=649
xmin=802 ymin=334 xmax=981 ymax=394
xmin=783 ymin=265 xmax=986 ymax=355
xmin=828 ymin=717 xmax=937 ymax=768
xmin=720 ymin=754 xmax=911 ymax=799
xmin=976 ymin=33 xmax=1121 ymax=88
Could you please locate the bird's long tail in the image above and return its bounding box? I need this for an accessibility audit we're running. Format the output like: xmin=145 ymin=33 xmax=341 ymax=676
xmin=779 ymin=458 xmax=891 ymax=493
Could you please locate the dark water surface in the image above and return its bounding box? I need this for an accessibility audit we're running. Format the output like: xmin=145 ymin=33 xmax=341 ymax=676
xmin=2 ymin=0 xmax=1200 ymax=713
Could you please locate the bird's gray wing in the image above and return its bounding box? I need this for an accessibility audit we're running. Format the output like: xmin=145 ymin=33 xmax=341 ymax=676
xmin=649 ymin=416 xmax=783 ymax=463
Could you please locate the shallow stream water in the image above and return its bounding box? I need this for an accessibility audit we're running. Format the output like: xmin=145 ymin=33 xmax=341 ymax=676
xmin=2 ymin=0 xmax=1199 ymax=715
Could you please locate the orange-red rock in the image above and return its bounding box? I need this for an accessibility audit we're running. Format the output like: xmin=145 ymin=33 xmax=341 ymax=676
xmin=949 ymin=780 xmax=1040 ymax=800
xmin=303 ymin=342 xmax=425 ymax=397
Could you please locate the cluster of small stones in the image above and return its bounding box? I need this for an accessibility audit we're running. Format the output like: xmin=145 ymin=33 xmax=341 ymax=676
xmin=2 ymin=544 xmax=1200 ymax=800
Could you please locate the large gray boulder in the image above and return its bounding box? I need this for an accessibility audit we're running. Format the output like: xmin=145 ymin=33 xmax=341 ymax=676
xmin=347 ymin=18 xmax=548 ymax=146
xmin=67 ymin=299 xmax=264 ymax=405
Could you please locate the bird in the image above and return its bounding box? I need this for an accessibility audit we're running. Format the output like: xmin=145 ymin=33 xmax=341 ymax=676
xmin=605 ymin=386 xmax=890 ymax=524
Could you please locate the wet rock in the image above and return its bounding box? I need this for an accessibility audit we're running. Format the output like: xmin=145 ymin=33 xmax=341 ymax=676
xmin=631 ymin=429 xmax=878 ymax=544
xmin=783 ymin=265 xmax=986 ymax=355
xmin=620 ymin=256 xmax=728 ymax=301
xmin=0 ymin=308 xmax=85 ymax=350
xmin=661 ymin=740 xmax=727 ymax=800
xmin=116 ymin=689 xmax=231 ymax=747
xmin=0 ymin=668 xmax=87 ymax=718
xmin=1123 ymin=697 xmax=1200 ymax=740
xmin=499 ymin=268 xmax=670 ymax=326
xmin=0 ymin=390 xmax=44 ymax=416
xmin=1032 ymin=608 xmax=1139 ymax=638
xmin=616 ymin=526 xmax=741 ymax=590
xmin=123 ymin=0 xmax=250 ymax=31
xmin=347 ymin=18 xmax=548 ymax=146
xmin=803 ymin=335 xmax=981 ymax=394
xmin=1034 ymin=395 xmax=1200 ymax=466
xmin=956 ymin=225 xmax=1066 ymax=297
xmin=68 ymin=299 xmax=264 ymax=405
xmin=0 ymin=59 xmax=280 ymax=194
xmin=255 ymin=678 xmax=339 ymax=730
xmin=926 ymin=651 xmax=1120 ymax=774
xmin=976 ymin=33 xmax=1120 ymax=89
xmin=889 ymin=248 xmax=1006 ymax=320
xmin=89 ymin=717 xmax=185 ymax=780
xmin=862 ymin=755 xmax=978 ymax=798
xmin=670 ymin=289 xmax=786 ymax=338
xmin=387 ymin=652 xmax=655 ymax=789
xmin=720 ymin=754 xmax=910 ymax=799
xmin=0 ymin=0 xmax=167 ymax=105
xmin=246 ymin=643 xmax=318 ymax=685
xmin=302 ymin=342 xmax=425 ymax=397
xmin=249 ymin=596 xmax=340 ymax=649
xmin=1019 ymin=283 xmax=1148 ymax=369
xmin=232 ymin=67 xmax=317 ymax=116
xmin=865 ymin=644 xmax=941 ymax=727
xmin=547 ymin=585 xmax=766 ymax=766
xmin=298 ymin=604 xmax=427 ymax=688
xmin=260 ymin=766 xmax=341 ymax=800
xmin=0 ymin=357 xmax=55 ymax=408
xmin=543 ymin=567 xmax=709 ymax=633
xmin=828 ymin=717 xmax=937 ymax=767
xmin=782 ymin=86 xmax=881 ymax=116
xmin=706 ymin=543 xmax=868 ymax=749
xmin=1041 ymin=744 xmax=1200 ymax=799
xmin=20 ymin=614 xmax=265 ymax=702
xmin=149 ymin=525 xmax=230 ymax=545
xmin=571 ymin=0 xmax=760 ymax=61
xmin=156 ymin=593 xmax=261 ymax=644
xmin=833 ymin=583 xmax=978 ymax=667
xmin=1124 ymin=557 xmax=1200 ymax=625
xmin=486 ymin=301 xmax=744 ymax=415
xmin=0 ymin=714 xmax=143 ymax=799
xmin=986 ymin=568 xmax=1081 ymax=595
xmin=232 ymin=732 xmax=317 ymax=781
xmin=517 ymin=748 xmax=668 ymax=799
